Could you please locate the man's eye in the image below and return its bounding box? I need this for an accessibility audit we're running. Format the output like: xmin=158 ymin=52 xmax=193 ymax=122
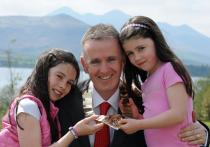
xmin=108 ymin=57 xmax=117 ymax=63
xmin=91 ymin=62 xmax=99 ymax=65
xmin=90 ymin=60 xmax=100 ymax=66
xmin=137 ymin=47 xmax=145 ymax=51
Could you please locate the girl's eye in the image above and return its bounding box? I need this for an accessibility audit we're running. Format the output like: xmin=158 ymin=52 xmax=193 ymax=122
xmin=126 ymin=52 xmax=133 ymax=57
xmin=67 ymin=80 xmax=75 ymax=86
xmin=57 ymin=75 xmax=63 ymax=79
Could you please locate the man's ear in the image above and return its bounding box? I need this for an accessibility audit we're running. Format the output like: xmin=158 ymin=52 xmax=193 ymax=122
xmin=80 ymin=56 xmax=88 ymax=73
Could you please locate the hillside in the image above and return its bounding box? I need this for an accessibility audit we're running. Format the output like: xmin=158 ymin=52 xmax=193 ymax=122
xmin=0 ymin=15 xmax=90 ymax=64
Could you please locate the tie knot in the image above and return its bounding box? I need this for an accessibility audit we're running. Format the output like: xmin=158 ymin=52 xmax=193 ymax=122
xmin=100 ymin=102 xmax=110 ymax=115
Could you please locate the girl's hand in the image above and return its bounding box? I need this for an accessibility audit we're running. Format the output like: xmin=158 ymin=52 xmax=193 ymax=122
xmin=118 ymin=118 xmax=140 ymax=134
xmin=119 ymin=98 xmax=143 ymax=119
xmin=73 ymin=115 xmax=104 ymax=136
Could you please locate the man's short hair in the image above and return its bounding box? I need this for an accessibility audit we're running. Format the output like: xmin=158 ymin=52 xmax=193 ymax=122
xmin=81 ymin=24 xmax=119 ymax=45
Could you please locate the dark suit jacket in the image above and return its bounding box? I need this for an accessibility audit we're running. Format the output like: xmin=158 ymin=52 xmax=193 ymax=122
xmin=56 ymin=81 xmax=147 ymax=147
xmin=198 ymin=121 xmax=210 ymax=146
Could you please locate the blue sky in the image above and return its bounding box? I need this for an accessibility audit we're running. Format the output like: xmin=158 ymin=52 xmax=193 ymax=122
xmin=1 ymin=0 xmax=210 ymax=37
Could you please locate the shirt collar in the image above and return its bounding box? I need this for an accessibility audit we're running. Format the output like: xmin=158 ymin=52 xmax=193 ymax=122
xmin=92 ymin=84 xmax=119 ymax=112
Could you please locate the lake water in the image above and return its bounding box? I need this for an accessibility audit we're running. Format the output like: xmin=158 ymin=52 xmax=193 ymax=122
xmin=0 ymin=67 xmax=203 ymax=88
xmin=0 ymin=67 xmax=89 ymax=88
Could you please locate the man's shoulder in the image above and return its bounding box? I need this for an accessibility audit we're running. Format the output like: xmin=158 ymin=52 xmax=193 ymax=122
xmin=79 ymin=79 xmax=94 ymax=117
xmin=78 ymin=79 xmax=91 ymax=93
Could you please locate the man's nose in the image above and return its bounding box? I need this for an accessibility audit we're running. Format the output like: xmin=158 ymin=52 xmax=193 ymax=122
xmin=100 ymin=62 xmax=109 ymax=73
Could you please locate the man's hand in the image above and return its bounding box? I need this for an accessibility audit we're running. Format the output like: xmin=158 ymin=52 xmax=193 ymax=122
xmin=179 ymin=122 xmax=206 ymax=145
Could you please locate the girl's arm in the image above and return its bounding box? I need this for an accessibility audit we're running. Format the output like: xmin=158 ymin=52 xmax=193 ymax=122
xmin=17 ymin=113 xmax=42 ymax=147
xmin=17 ymin=113 xmax=103 ymax=147
xmin=119 ymin=82 xmax=188 ymax=134
xmin=50 ymin=115 xmax=104 ymax=147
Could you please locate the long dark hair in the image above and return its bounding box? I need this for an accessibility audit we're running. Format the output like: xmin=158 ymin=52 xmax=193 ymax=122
xmin=119 ymin=16 xmax=193 ymax=97
xmin=17 ymin=48 xmax=80 ymax=142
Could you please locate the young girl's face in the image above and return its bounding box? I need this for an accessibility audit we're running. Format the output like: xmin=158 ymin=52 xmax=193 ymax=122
xmin=123 ymin=37 xmax=161 ymax=74
xmin=48 ymin=63 xmax=77 ymax=102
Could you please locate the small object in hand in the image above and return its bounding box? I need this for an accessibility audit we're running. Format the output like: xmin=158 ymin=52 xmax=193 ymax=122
xmin=96 ymin=114 xmax=122 ymax=130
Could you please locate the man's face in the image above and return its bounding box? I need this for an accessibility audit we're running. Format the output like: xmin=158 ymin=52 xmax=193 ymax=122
xmin=81 ymin=38 xmax=123 ymax=100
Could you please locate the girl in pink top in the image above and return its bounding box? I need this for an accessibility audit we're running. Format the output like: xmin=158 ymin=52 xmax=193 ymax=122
xmin=118 ymin=16 xmax=198 ymax=147
xmin=0 ymin=49 xmax=103 ymax=147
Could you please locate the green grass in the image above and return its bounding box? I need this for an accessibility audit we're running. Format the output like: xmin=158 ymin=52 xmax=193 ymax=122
xmin=0 ymin=103 xmax=8 ymax=129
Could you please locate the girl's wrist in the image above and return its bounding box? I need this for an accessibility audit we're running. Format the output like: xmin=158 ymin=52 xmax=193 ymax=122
xmin=69 ymin=126 xmax=79 ymax=139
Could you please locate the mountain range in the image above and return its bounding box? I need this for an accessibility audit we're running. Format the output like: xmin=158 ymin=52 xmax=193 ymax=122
xmin=0 ymin=14 xmax=89 ymax=64
xmin=0 ymin=7 xmax=210 ymax=66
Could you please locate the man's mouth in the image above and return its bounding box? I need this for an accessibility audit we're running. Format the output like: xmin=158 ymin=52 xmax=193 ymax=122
xmin=99 ymin=75 xmax=112 ymax=80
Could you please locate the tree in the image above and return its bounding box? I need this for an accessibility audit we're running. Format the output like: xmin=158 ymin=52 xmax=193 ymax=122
xmin=194 ymin=76 xmax=210 ymax=121
xmin=6 ymin=39 xmax=17 ymax=97
xmin=0 ymin=39 xmax=21 ymax=129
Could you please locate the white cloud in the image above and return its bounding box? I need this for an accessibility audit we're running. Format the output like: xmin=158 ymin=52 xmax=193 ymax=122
xmin=0 ymin=0 xmax=209 ymax=37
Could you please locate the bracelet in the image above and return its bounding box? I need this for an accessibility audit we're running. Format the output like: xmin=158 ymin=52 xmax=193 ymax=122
xmin=69 ymin=126 xmax=78 ymax=139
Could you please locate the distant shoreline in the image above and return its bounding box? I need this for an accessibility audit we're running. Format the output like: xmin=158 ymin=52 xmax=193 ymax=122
xmin=1 ymin=64 xmax=209 ymax=77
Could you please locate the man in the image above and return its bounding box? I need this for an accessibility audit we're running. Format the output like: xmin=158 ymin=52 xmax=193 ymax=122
xmin=57 ymin=24 xmax=209 ymax=147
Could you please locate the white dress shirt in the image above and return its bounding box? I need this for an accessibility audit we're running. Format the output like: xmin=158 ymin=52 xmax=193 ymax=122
xmin=88 ymin=82 xmax=120 ymax=147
